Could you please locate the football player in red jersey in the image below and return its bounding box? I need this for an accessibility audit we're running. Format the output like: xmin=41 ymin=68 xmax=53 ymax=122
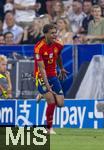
xmin=34 ymin=24 xmax=68 ymax=134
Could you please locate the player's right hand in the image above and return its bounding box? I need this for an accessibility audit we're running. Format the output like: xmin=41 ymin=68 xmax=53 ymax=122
xmin=46 ymin=85 xmax=56 ymax=95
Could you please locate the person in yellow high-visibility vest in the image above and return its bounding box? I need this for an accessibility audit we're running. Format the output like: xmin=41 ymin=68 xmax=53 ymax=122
xmin=0 ymin=55 xmax=12 ymax=99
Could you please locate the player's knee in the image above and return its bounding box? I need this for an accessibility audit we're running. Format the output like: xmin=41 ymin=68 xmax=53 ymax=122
xmin=57 ymin=101 xmax=64 ymax=107
xmin=55 ymin=95 xmax=64 ymax=107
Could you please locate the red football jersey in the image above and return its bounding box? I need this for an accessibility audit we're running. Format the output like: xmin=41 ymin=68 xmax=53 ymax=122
xmin=34 ymin=38 xmax=63 ymax=80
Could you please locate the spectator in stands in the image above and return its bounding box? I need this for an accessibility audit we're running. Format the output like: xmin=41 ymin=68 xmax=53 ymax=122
xmin=0 ymin=34 xmax=5 ymax=45
xmin=62 ymin=0 xmax=73 ymax=10
xmin=79 ymin=0 xmax=93 ymax=34
xmin=22 ymin=19 xmax=42 ymax=44
xmin=73 ymin=34 xmax=81 ymax=44
xmin=4 ymin=31 xmax=14 ymax=45
xmin=99 ymin=0 xmax=104 ymax=16
xmin=4 ymin=0 xmax=14 ymax=14
xmin=56 ymin=17 xmax=73 ymax=44
xmin=92 ymin=0 xmax=99 ymax=5
xmin=4 ymin=31 xmax=23 ymax=59
xmin=0 ymin=18 xmax=3 ymax=34
xmin=3 ymin=12 xmax=23 ymax=44
xmin=5 ymin=0 xmax=13 ymax=2
xmin=39 ymin=14 xmax=52 ymax=32
xmin=51 ymin=0 xmax=67 ymax=22
xmin=84 ymin=5 xmax=104 ymax=43
xmin=22 ymin=14 xmax=52 ymax=44
xmin=45 ymin=0 xmax=53 ymax=15
xmin=73 ymin=33 xmax=85 ymax=44
xmin=0 ymin=55 xmax=12 ymax=99
xmin=0 ymin=0 xmax=5 ymax=21
xmin=35 ymin=14 xmax=52 ymax=36
xmin=36 ymin=0 xmax=47 ymax=15
xmin=14 ymin=0 xmax=41 ymax=28
xmin=67 ymin=0 xmax=86 ymax=34
xmin=46 ymin=0 xmax=59 ymax=16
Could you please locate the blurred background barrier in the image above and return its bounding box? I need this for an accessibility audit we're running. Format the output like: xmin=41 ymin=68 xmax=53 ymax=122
xmin=8 ymin=59 xmax=35 ymax=98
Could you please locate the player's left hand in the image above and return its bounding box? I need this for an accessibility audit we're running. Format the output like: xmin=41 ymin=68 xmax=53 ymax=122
xmin=58 ymin=68 xmax=69 ymax=80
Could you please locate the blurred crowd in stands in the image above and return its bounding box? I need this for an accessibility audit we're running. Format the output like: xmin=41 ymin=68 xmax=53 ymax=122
xmin=0 ymin=0 xmax=104 ymax=45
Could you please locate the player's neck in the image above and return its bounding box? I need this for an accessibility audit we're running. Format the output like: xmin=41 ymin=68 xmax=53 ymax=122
xmin=45 ymin=37 xmax=53 ymax=45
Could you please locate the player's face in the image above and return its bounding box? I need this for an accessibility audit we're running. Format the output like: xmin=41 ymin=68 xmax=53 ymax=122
xmin=0 ymin=61 xmax=7 ymax=73
xmin=47 ymin=28 xmax=57 ymax=43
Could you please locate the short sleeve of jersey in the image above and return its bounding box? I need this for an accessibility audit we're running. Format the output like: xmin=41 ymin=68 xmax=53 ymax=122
xmin=34 ymin=42 xmax=43 ymax=62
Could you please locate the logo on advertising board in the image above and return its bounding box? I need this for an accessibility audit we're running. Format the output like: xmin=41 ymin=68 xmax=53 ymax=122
xmin=16 ymin=100 xmax=36 ymax=126
xmin=35 ymin=100 xmax=104 ymax=129
xmin=0 ymin=100 xmax=15 ymax=126
xmin=0 ymin=99 xmax=104 ymax=128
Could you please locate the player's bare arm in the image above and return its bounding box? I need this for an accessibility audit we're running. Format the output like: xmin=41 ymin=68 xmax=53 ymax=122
xmin=37 ymin=60 xmax=52 ymax=92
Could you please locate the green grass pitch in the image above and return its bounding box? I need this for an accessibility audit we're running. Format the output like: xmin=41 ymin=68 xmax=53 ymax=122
xmin=51 ymin=128 xmax=104 ymax=150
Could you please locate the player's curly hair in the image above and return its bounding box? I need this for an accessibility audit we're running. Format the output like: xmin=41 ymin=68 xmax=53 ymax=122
xmin=43 ymin=24 xmax=56 ymax=34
